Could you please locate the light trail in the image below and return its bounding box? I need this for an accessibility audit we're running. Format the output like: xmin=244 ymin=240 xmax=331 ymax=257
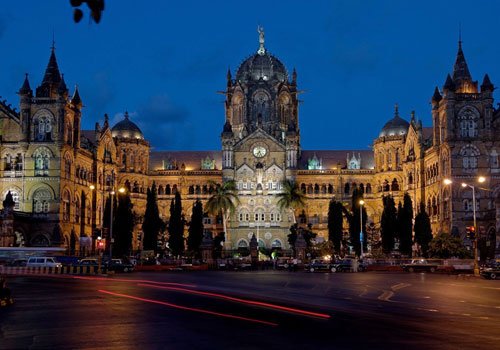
xmin=72 ymin=275 xmax=196 ymax=288
xmin=137 ymin=283 xmax=331 ymax=319
xmin=98 ymin=289 xmax=278 ymax=326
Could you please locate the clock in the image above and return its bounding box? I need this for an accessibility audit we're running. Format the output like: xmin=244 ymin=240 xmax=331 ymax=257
xmin=253 ymin=146 xmax=267 ymax=158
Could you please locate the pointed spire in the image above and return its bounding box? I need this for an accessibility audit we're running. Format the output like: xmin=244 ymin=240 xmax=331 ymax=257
xmin=292 ymin=68 xmax=297 ymax=85
xmin=226 ymin=67 xmax=232 ymax=81
xmin=443 ymin=74 xmax=455 ymax=91
xmin=42 ymin=46 xmax=62 ymax=86
xmin=19 ymin=73 xmax=32 ymax=95
xmin=410 ymin=110 xmax=416 ymax=123
xmin=480 ymin=74 xmax=494 ymax=92
xmin=57 ymin=73 xmax=68 ymax=96
xmin=452 ymin=38 xmax=472 ymax=83
xmin=103 ymin=113 xmax=110 ymax=129
xmin=71 ymin=85 xmax=82 ymax=107
xmin=432 ymin=86 xmax=442 ymax=103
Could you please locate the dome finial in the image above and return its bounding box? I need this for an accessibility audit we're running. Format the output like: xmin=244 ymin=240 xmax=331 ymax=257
xmin=394 ymin=103 xmax=399 ymax=117
xmin=257 ymin=25 xmax=266 ymax=56
xmin=124 ymin=111 xmax=129 ymax=119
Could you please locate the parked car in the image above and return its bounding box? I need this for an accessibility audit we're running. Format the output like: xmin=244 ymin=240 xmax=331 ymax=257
xmin=6 ymin=259 xmax=27 ymax=267
xmin=104 ymin=259 xmax=134 ymax=273
xmin=481 ymin=262 xmax=500 ymax=280
xmin=402 ymin=259 xmax=438 ymax=273
xmin=26 ymin=257 xmax=62 ymax=268
xmin=55 ymin=256 xmax=79 ymax=266
xmin=307 ymin=260 xmax=336 ymax=272
xmin=331 ymin=259 xmax=367 ymax=272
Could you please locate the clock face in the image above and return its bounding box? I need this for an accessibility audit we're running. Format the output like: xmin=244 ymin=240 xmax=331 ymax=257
xmin=253 ymin=146 xmax=267 ymax=158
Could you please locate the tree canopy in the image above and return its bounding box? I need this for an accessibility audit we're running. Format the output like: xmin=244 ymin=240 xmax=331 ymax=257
xmin=277 ymin=180 xmax=306 ymax=224
xmin=414 ymin=202 xmax=433 ymax=257
xmin=142 ymin=183 xmax=163 ymax=252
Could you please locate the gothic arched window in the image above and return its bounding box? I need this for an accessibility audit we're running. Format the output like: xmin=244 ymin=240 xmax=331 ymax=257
xmin=33 ymin=147 xmax=51 ymax=176
xmin=458 ymin=106 xmax=479 ymax=138
xmin=460 ymin=145 xmax=480 ymax=171
xmin=33 ymin=111 xmax=53 ymax=142
xmin=33 ymin=188 xmax=51 ymax=214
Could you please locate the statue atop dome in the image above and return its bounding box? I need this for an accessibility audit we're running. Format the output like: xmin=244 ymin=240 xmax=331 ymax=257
xmin=257 ymin=26 xmax=265 ymax=55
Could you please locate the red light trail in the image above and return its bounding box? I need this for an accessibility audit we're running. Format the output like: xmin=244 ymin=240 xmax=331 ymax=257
xmin=98 ymin=289 xmax=278 ymax=326
xmin=137 ymin=283 xmax=331 ymax=319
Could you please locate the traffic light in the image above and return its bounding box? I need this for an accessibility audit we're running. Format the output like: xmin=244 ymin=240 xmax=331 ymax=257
xmin=96 ymin=237 xmax=106 ymax=250
xmin=466 ymin=226 xmax=476 ymax=239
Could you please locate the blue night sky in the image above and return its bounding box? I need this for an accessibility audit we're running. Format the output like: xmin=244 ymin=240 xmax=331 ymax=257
xmin=0 ymin=1 xmax=499 ymax=151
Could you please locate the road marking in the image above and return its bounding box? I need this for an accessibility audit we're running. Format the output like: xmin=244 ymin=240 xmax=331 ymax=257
xmin=417 ymin=308 xmax=438 ymax=312
xmin=377 ymin=290 xmax=394 ymax=302
xmin=391 ymin=283 xmax=411 ymax=291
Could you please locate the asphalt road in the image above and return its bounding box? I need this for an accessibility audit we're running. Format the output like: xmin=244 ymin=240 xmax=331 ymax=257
xmin=0 ymin=271 xmax=499 ymax=350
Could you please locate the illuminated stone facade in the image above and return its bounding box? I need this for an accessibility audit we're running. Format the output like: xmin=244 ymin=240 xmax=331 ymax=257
xmin=0 ymin=36 xmax=499 ymax=257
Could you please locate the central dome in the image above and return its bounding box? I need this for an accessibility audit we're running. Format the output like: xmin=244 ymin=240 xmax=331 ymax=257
xmin=235 ymin=27 xmax=288 ymax=83
xmin=236 ymin=52 xmax=288 ymax=83
xmin=111 ymin=112 xmax=144 ymax=140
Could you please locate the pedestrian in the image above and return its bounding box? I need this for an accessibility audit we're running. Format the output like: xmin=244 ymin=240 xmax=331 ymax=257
xmin=352 ymin=257 xmax=359 ymax=273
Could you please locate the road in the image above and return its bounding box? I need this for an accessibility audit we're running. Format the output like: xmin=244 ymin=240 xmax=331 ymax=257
xmin=0 ymin=271 xmax=499 ymax=349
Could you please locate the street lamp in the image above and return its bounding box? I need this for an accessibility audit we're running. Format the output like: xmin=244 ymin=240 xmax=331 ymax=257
xmin=109 ymin=186 xmax=126 ymax=264
xmin=461 ymin=176 xmax=486 ymax=276
xmin=443 ymin=179 xmax=454 ymax=234
xmin=359 ymin=200 xmax=365 ymax=258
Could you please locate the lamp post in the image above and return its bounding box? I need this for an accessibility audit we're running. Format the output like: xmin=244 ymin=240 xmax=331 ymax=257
xmin=109 ymin=186 xmax=126 ymax=265
xmin=359 ymin=199 xmax=365 ymax=258
xmin=461 ymin=176 xmax=485 ymax=277
xmin=443 ymin=179 xmax=453 ymax=234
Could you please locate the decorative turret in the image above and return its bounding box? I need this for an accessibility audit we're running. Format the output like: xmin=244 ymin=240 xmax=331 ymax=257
xmin=443 ymin=74 xmax=455 ymax=92
xmin=291 ymin=68 xmax=297 ymax=85
xmin=431 ymin=86 xmax=442 ymax=105
xmin=18 ymin=73 xmax=32 ymax=96
xmin=480 ymin=74 xmax=494 ymax=92
xmin=71 ymin=85 xmax=82 ymax=108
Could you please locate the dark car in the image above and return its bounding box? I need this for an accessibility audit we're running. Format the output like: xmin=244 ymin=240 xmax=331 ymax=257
xmin=55 ymin=256 xmax=80 ymax=266
xmin=307 ymin=260 xmax=336 ymax=272
xmin=331 ymin=259 xmax=367 ymax=272
xmin=481 ymin=263 xmax=500 ymax=280
xmin=6 ymin=259 xmax=27 ymax=267
xmin=104 ymin=259 xmax=134 ymax=273
xmin=402 ymin=259 xmax=438 ymax=273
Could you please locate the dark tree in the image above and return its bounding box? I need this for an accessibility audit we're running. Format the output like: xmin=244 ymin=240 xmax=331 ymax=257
xmin=381 ymin=195 xmax=397 ymax=254
xmin=414 ymin=202 xmax=433 ymax=257
xmin=347 ymin=188 xmax=367 ymax=256
xmin=168 ymin=191 xmax=185 ymax=257
xmin=142 ymin=183 xmax=163 ymax=252
xmin=327 ymin=199 xmax=343 ymax=254
xmin=187 ymin=200 xmax=204 ymax=256
xmin=398 ymin=193 xmax=414 ymax=256
xmin=212 ymin=232 xmax=225 ymax=258
xmin=287 ymin=224 xmax=317 ymax=253
xmin=113 ymin=193 xmax=134 ymax=258
xmin=428 ymin=233 xmax=471 ymax=258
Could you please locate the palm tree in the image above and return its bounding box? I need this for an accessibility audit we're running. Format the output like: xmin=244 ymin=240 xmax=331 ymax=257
xmin=277 ymin=179 xmax=307 ymax=224
xmin=205 ymin=180 xmax=239 ymax=244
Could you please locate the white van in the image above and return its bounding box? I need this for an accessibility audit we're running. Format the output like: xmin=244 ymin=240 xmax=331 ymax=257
xmin=26 ymin=257 xmax=62 ymax=268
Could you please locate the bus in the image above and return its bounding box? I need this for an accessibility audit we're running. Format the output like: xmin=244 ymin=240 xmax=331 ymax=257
xmin=0 ymin=247 xmax=66 ymax=264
